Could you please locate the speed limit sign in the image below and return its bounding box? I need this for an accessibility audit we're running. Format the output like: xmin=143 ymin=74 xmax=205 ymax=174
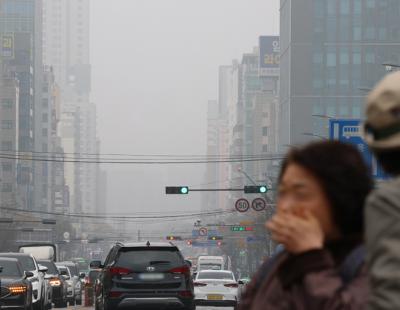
xmin=235 ymin=198 xmax=250 ymax=213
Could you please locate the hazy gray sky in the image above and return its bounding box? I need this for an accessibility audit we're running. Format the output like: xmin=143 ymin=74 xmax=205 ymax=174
xmin=90 ymin=0 xmax=279 ymax=222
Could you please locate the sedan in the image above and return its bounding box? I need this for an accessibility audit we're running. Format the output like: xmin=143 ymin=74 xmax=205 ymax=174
xmin=0 ymin=257 xmax=33 ymax=310
xmin=194 ymin=270 xmax=238 ymax=309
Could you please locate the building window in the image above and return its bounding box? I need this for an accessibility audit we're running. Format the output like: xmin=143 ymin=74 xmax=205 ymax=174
xmin=365 ymin=27 xmax=376 ymax=40
xmin=42 ymin=98 xmax=49 ymax=107
xmin=353 ymin=52 xmax=361 ymax=65
xmin=366 ymin=52 xmax=375 ymax=64
xmin=327 ymin=53 xmax=336 ymax=67
xmin=42 ymin=128 xmax=48 ymax=137
xmin=340 ymin=0 xmax=350 ymax=15
xmin=354 ymin=0 xmax=362 ymax=14
xmin=366 ymin=0 xmax=375 ymax=9
xmin=353 ymin=27 xmax=361 ymax=41
xmin=340 ymin=50 xmax=349 ymax=65
xmin=262 ymin=127 xmax=268 ymax=136
xmin=1 ymin=120 xmax=13 ymax=129
xmin=2 ymin=99 xmax=13 ymax=109
xmin=42 ymin=114 xmax=48 ymax=122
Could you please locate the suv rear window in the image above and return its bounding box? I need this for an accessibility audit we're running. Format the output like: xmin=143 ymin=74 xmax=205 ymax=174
xmin=115 ymin=247 xmax=183 ymax=269
xmin=197 ymin=272 xmax=234 ymax=280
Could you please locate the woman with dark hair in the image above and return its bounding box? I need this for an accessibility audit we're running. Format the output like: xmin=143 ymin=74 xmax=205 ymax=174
xmin=239 ymin=141 xmax=373 ymax=310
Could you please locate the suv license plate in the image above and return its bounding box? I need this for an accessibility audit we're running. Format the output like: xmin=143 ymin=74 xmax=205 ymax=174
xmin=138 ymin=273 xmax=165 ymax=280
xmin=207 ymin=294 xmax=223 ymax=301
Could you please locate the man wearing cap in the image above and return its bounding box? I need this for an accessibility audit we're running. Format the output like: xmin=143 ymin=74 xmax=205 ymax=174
xmin=364 ymin=71 xmax=400 ymax=310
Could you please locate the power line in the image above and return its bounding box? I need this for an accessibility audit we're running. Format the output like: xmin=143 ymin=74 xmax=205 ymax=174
xmin=0 ymin=155 xmax=284 ymax=165
xmin=0 ymin=149 xmax=283 ymax=159
xmin=0 ymin=205 xmax=236 ymax=220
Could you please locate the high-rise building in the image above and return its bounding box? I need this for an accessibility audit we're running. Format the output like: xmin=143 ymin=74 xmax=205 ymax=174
xmin=280 ymin=0 xmax=400 ymax=147
xmin=204 ymin=37 xmax=280 ymax=211
xmin=0 ymin=0 xmax=43 ymax=210
xmin=0 ymin=65 xmax=19 ymax=207
xmin=42 ymin=0 xmax=99 ymax=214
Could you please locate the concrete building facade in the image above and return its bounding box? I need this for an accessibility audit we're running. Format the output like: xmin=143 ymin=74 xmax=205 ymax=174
xmin=279 ymin=0 xmax=400 ymax=147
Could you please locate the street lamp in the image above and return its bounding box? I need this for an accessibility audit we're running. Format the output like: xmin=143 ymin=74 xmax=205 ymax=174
xmin=382 ymin=63 xmax=400 ymax=72
xmin=301 ymin=132 xmax=328 ymax=140
xmin=311 ymin=114 xmax=334 ymax=120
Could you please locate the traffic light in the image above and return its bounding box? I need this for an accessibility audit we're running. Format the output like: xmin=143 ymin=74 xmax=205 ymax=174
xmin=217 ymin=241 xmax=223 ymax=247
xmin=166 ymin=236 xmax=183 ymax=241
xmin=244 ymin=185 xmax=268 ymax=194
xmin=165 ymin=186 xmax=189 ymax=194
xmin=208 ymin=236 xmax=223 ymax=241
xmin=231 ymin=226 xmax=254 ymax=232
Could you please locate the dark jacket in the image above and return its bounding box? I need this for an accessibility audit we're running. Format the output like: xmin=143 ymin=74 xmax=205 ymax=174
xmin=239 ymin=240 xmax=368 ymax=310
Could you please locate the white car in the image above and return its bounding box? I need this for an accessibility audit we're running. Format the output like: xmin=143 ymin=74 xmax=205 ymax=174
xmin=56 ymin=265 xmax=74 ymax=305
xmin=194 ymin=270 xmax=238 ymax=309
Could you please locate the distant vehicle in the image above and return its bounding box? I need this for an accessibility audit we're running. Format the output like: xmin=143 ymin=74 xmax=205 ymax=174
xmin=194 ymin=270 xmax=238 ymax=309
xmin=0 ymin=257 xmax=33 ymax=310
xmin=91 ymin=241 xmax=195 ymax=310
xmin=38 ymin=260 xmax=68 ymax=308
xmin=19 ymin=244 xmax=57 ymax=262
xmin=56 ymin=262 xmax=84 ymax=305
xmin=84 ymin=269 xmax=101 ymax=306
xmin=56 ymin=265 xmax=74 ymax=306
xmin=197 ymin=256 xmax=225 ymax=271
xmin=0 ymin=253 xmax=49 ymax=310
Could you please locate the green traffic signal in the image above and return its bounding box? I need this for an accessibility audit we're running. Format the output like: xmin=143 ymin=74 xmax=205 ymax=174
xmin=180 ymin=187 xmax=189 ymax=194
xmin=244 ymin=185 xmax=268 ymax=194
xmin=166 ymin=186 xmax=189 ymax=194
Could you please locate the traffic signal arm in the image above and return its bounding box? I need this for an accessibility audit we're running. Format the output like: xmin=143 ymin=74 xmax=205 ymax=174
xmin=244 ymin=185 xmax=268 ymax=193
xmin=165 ymin=186 xmax=189 ymax=194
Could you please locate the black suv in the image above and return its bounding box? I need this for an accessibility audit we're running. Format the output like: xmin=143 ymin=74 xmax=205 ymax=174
xmin=91 ymin=241 xmax=195 ymax=310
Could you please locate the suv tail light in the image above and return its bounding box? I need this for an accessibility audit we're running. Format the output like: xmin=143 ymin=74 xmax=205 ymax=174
xmin=108 ymin=291 xmax=123 ymax=298
xmin=169 ymin=266 xmax=190 ymax=277
xmin=108 ymin=267 xmax=133 ymax=276
xmin=49 ymin=277 xmax=62 ymax=287
xmin=194 ymin=282 xmax=207 ymax=287
xmin=224 ymin=283 xmax=238 ymax=288
xmin=178 ymin=290 xmax=193 ymax=298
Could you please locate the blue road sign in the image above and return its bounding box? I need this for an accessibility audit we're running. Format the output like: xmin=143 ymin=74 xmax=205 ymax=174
xmin=191 ymin=240 xmax=220 ymax=247
xmin=329 ymin=119 xmax=387 ymax=179
xmin=192 ymin=229 xmax=219 ymax=238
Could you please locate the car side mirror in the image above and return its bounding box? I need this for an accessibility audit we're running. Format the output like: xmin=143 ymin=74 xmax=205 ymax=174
xmin=238 ymin=280 xmax=244 ymax=285
xmin=62 ymin=274 xmax=70 ymax=280
xmin=25 ymin=271 xmax=34 ymax=278
xmin=38 ymin=265 xmax=48 ymax=273
xmin=184 ymin=260 xmax=192 ymax=267
xmin=90 ymin=260 xmax=103 ymax=269
xmin=79 ymin=272 xmax=86 ymax=279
